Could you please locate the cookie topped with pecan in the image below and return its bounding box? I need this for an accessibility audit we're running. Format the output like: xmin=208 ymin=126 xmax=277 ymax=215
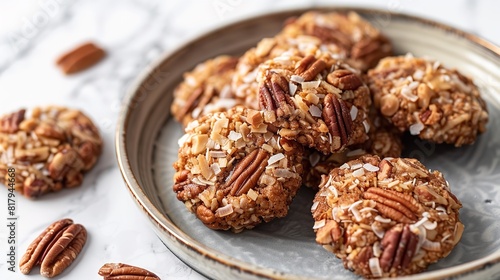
xmin=367 ymin=55 xmax=489 ymax=146
xmin=173 ymin=106 xmax=304 ymax=232
xmin=0 ymin=106 xmax=102 ymax=198
xmin=311 ymin=155 xmax=463 ymax=278
xmin=280 ymin=11 xmax=393 ymax=71
xmin=255 ymin=53 xmax=372 ymax=154
xmin=171 ymin=55 xmax=241 ymax=127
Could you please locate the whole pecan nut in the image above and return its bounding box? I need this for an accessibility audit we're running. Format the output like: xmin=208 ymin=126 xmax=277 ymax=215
xmin=322 ymin=94 xmax=353 ymax=150
xmin=326 ymin=69 xmax=363 ymax=90
xmin=380 ymin=224 xmax=419 ymax=272
xmin=363 ymin=187 xmax=423 ymax=223
xmin=294 ymin=55 xmax=327 ymax=81
xmin=259 ymin=72 xmax=294 ymax=117
xmin=225 ymin=148 xmax=269 ymax=196
xmin=19 ymin=218 xmax=87 ymax=278
xmin=98 ymin=263 xmax=160 ymax=280
xmin=56 ymin=42 xmax=106 ymax=75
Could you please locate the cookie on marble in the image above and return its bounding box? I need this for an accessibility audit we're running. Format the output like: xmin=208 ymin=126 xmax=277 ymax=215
xmin=171 ymin=55 xmax=240 ymax=127
xmin=0 ymin=106 xmax=102 ymax=198
xmin=311 ymin=155 xmax=464 ymax=278
xmin=173 ymin=106 xmax=304 ymax=232
xmin=280 ymin=11 xmax=393 ymax=71
xmin=367 ymin=55 xmax=489 ymax=146
xmin=255 ymin=53 xmax=372 ymax=154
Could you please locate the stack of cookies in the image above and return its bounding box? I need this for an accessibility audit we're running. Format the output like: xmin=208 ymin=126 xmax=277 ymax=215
xmin=170 ymin=11 xmax=488 ymax=278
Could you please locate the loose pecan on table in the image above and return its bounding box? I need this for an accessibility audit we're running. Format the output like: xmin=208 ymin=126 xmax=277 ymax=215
xmin=225 ymin=148 xmax=269 ymax=196
xmin=294 ymin=55 xmax=327 ymax=81
xmin=259 ymin=72 xmax=294 ymax=116
xmin=322 ymin=94 xmax=353 ymax=149
xmin=98 ymin=263 xmax=160 ymax=280
xmin=56 ymin=42 xmax=106 ymax=75
xmin=19 ymin=218 xmax=87 ymax=278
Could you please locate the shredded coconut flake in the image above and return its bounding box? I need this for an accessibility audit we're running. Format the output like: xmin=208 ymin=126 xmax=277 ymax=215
xmin=309 ymin=105 xmax=322 ymax=117
xmin=350 ymin=163 xmax=363 ymax=170
xmin=290 ymin=75 xmax=305 ymax=83
xmin=350 ymin=106 xmax=358 ymax=121
xmin=352 ymin=168 xmax=365 ymax=177
xmin=372 ymin=224 xmax=385 ymax=238
xmin=363 ymin=120 xmax=370 ymax=133
xmin=227 ymin=131 xmax=242 ymax=141
xmin=409 ymin=123 xmax=424 ymax=135
xmin=209 ymin=151 xmax=226 ymax=158
xmin=210 ymin=163 xmax=221 ymax=175
xmin=289 ymin=82 xmax=298 ymax=96
xmin=401 ymin=85 xmax=419 ymax=102
xmin=311 ymin=201 xmax=319 ymax=211
xmin=422 ymin=239 xmax=441 ymax=251
xmin=301 ymin=80 xmax=322 ymax=89
xmin=215 ymin=204 xmax=233 ymax=217
xmin=363 ymin=163 xmax=380 ymax=172
xmin=268 ymin=153 xmax=285 ymax=165
xmin=247 ymin=189 xmax=258 ymax=201
xmin=274 ymin=168 xmax=295 ymax=178
xmin=375 ymin=215 xmax=392 ymax=223
xmin=339 ymin=163 xmax=350 ymax=169
xmin=313 ymin=219 xmax=326 ymax=229
xmin=369 ymin=258 xmax=382 ymax=278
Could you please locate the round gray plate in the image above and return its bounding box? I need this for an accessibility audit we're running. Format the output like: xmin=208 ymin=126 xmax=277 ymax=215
xmin=116 ymin=7 xmax=500 ymax=280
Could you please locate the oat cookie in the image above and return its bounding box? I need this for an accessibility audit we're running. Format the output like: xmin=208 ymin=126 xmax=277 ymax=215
xmin=171 ymin=55 xmax=240 ymax=126
xmin=368 ymin=55 xmax=488 ymax=146
xmin=280 ymin=11 xmax=393 ymax=71
xmin=311 ymin=155 xmax=463 ymax=278
xmin=255 ymin=52 xmax=371 ymax=154
xmin=173 ymin=107 xmax=304 ymax=232
xmin=0 ymin=106 xmax=102 ymax=198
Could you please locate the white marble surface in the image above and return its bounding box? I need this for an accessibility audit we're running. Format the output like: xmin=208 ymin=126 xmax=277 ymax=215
xmin=0 ymin=0 xmax=498 ymax=279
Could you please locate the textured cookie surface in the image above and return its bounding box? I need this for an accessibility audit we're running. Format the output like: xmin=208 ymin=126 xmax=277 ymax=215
xmin=311 ymin=155 xmax=463 ymax=278
xmin=256 ymin=53 xmax=372 ymax=154
xmin=171 ymin=55 xmax=240 ymax=127
xmin=0 ymin=106 xmax=102 ymax=198
xmin=173 ymin=107 xmax=304 ymax=232
xmin=368 ymin=55 xmax=488 ymax=146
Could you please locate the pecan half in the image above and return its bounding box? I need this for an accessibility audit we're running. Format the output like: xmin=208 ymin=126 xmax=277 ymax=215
xmin=0 ymin=109 xmax=25 ymax=133
xmin=310 ymin=25 xmax=351 ymax=48
xmin=98 ymin=263 xmax=160 ymax=280
xmin=380 ymin=224 xmax=418 ymax=272
xmin=20 ymin=218 xmax=87 ymax=278
xmin=56 ymin=42 xmax=106 ymax=75
xmin=363 ymin=188 xmax=423 ymax=223
xmin=322 ymin=94 xmax=353 ymax=150
xmin=326 ymin=69 xmax=363 ymax=90
xmin=48 ymin=146 xmax=85 ymax=181
xmin=225 ymin=148 xmax=269 ymax=196
xmin=259 ymin=72 xmax=294 ymax=117
xmin=294 ymin=55 xmax=327 ymax=81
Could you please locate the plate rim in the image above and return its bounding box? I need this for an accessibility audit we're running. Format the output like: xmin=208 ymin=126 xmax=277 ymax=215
xmin=116 ymin=6 xmax=500 ymax=280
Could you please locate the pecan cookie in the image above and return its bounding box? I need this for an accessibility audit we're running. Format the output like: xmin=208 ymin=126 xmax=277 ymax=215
xmin=0 ymin=106 xmax=102 ymax=198
xmin=255 ymin=53 xmax=371 ymax=154
xmin=173 ymin=107 xmax=304 ymax=232
xmin=367 ymin=55 xmax=489 ymax=146
xmin=280 ymin=11 xmax=393 ymax=71
xmin=171 ymin=55 xmax=240 ymax=126
xmin=311 ymin=155 xmax=463 ymax=278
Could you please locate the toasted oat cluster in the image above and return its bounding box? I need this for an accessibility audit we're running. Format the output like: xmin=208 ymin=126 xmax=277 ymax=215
xmin=173 ymin=107 xmax=304 ymax=232
xmin=367 ymin=55 xmax=489 ymax=146
xmin=0 ymin=106 xmax=102 ymax=198
xmin=311 ymin=155 xmax=464 ymax=278
xmin=171 ymin=55 xmax=241 ymax=126
xmin=255 ymin=53 xmax=372 ymax=154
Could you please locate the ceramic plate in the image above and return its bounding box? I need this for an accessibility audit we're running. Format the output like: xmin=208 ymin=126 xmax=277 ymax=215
xmin=116 ymin=7 xmax=500 ymax=279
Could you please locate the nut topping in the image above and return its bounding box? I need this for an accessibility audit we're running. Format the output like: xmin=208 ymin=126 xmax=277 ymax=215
xmin=259 ymin=72 xmax=294 ymax=117
xmin=20 ymin=218 xmax=87 ymax=278
xmin=225 ymin=148 xmax=269 ymax=196
xmin=326 ymin=69 xmax=363 ymax=90
xmin=98 ymin=263 xmax=160 ymax=280
xmin=294 ymin=55 xmax=327 ymax=81
xmin=363 ymin=188 xmax=422 ymax=223
xmin=322 ymin=94 xmax=353 ymax=150
xmin=380 ymin=225 xmax=418 ymax=272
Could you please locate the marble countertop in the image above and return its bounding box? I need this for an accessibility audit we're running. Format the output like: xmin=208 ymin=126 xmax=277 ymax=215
xmin=0 ymin=0 xmax=498 ymax=279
